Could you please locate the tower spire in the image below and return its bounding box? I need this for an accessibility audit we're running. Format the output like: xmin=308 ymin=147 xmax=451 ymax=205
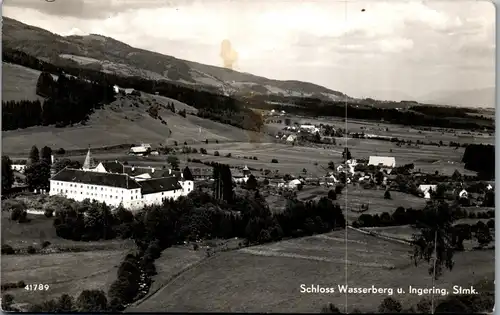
xmin=83 ymin=146 xmax=95 ymax=171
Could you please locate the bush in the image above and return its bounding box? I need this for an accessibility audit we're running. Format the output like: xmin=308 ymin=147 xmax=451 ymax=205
xmin=328 ymin=190 xmax=337 ymax=200
xmin=271 ymin=159 xmax=279 ymax=163
xmin=44 ymin=209 xmax=54 ymax=218
xmin=27 ymin=246 xmax=37 ymax=254
xmin=225 ymin=153 xmax=232 ymax=158
xmin=200 ymin=148 xmax=207 ymax=154
xmin=321 ymin=303 xmax=341 ymax=313
xmin=214 ymin=151 xmax=220 ymax=156
xmin=378 ymin=297 xmax=402 ymax=313
xmin=335 ymin=185 xmax=343 ymax=195
xmin=487 ymin=219 xmax=494 ymax=229
xmin=384 ymin=190 xmax=391 ymax=199
xmin=41 ymin=241 xmax=51 ymax=248
xmin=1 ymin=244 xmax=15 ymax=255
xmin=56 ymin=148 xmax=66 ymax=154
xmin=435 ymin=296 xmax=470 ymax=313
xmin=76 ymin=289 xmax=108 ymax=312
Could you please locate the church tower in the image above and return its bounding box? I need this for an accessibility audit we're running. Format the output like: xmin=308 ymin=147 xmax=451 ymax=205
xmin=82 ymin=147 xmax=96 ymax=171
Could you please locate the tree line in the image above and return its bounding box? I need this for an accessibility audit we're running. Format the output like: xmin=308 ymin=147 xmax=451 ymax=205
xmin=2 ymin=71 xmax=115 ymax=131
xmin=244 ymin=94 xmax=493 ymax=131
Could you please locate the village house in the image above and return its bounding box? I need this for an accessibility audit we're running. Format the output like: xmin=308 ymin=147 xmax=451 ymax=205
xmin=11 ymin=161 xmax=27 ymax=173
xmin=418 ymin=184 xmax=437 ymax=199
xmin=233 ymin=165 xmax=251 ymax=183
xmin=299 ymin=124 xmax=320 ymax=134
xmin=49 ymin=149 xmax=193 ymax=210
xmin=368 ymin=156 xmax=396 ymax=168
xmin=129 ymin=143 xmax=152 ymax=156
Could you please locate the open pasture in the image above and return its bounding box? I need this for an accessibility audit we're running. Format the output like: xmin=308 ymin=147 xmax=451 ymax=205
xmin=131 ymin=229 xmax=494 ymax=313
xmin=1 ymin=92 xmax=271 ymax=155
xmin=132 ymin=247 xmax=206 ymax=305
xmin=1 ymin=250 xmax=126 ymax=305
xmin=2 ymin=62 xmax=46 ymax=102
xmin=341 ymin=187 xmax=427 ymax=222
xmin=1 ymin=210 xmax=134 ymax=251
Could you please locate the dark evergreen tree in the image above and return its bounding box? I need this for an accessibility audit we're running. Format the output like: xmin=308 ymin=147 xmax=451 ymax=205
xmin=25 ymin=161 xmax=51 ymax=191
xmin=2 ymin=156 xmax=14 ymax=193
xmin=182 ymin=166 xmax=194 ymax=181
xmin=29 ymin=146 xmax=40 ymax=164
xmin=40 ymin=146 xmax=53 ymax=165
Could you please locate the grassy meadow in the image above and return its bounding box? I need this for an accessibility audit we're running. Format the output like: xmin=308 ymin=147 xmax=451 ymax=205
xmin=130 ymin=229 xmax=494 ymax=313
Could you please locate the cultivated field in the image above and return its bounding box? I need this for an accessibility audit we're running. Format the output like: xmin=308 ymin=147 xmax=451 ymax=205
xmin=131 ymin=229 xmax=494 ymax=313
xmin=1 ymin=250 xmax=127 ymax=306
xmin=339 ymin=187 xmax=427 ymax=222
xmin=275 ymin=116 xmax=494 ymax=145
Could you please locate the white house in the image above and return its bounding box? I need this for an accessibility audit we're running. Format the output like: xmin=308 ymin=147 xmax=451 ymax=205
xmin=11 ymin=164 xmax=27 ymax=173
xmin=129 ymin=144 xmax=152 ymax=156
xmin=419 ymin=184 xmax=437 ymax=199
xmin=368 ymin=156 xmax=396 ymax=168
xmin=300 ymin=125 xmax=319 ymax=134
xmin=288 ymin=179 xmax=302 ymax=189
xmin=286 ymin=134 xmax=297 ymax=143
xmin=459 ymin=189 xmax=468 ymax=199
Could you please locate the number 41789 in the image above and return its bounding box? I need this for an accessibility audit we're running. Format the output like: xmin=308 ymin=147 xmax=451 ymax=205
xmin=25 ymin=284 xmax=49 ymax=291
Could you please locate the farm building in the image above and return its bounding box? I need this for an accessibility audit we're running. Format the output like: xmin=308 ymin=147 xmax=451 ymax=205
xmin=11 ymin=163 xmax=27 ymax=173
xmin=368 ymin=156 xmax=396 ymax=168
xmin=234 ymin=166 xmax=251 ymax=183
xmin=299 ymin=125 xmax=320 ymax=134
xmin=129 ymin=143 xmax=152 ymax=156
xmin=49 ymin=149 xmax=193 ymax=210
xmin=191 ymin=168 xmax=213 ymax=180
xmin=459 ymin=189 xmax=468 ymax=199
xmin=418 ymin=184 xmax=437 ymax=199
xmin=287 ymin=179 xmax=303 ymax=189
xmin=286 ymin=134 xmax=297 ymax=143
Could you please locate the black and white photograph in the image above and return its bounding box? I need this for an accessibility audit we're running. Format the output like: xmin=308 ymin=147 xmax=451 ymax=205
xmin=0 ymin=0 xmax=495 ymax=313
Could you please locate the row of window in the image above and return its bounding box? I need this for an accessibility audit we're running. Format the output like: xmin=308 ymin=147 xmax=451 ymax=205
xmin=53 ymin=181 xmax=139 ymax=195
xmin=53 ymin=189 xmax=139 ymax=200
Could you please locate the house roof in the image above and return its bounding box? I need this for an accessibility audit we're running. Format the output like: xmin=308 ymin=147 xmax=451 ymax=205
xmin=51 ymin=168 xmax=141 ymax=189
xmin=368 ymin=156 xmax=396 ymax=167
xmin=130 ymin=147 xmax=149 ymax=153
xmin=139 ymin=177 xmax=182 ymax=195
xmin=101 ymin=161 xmax=125 ymax=174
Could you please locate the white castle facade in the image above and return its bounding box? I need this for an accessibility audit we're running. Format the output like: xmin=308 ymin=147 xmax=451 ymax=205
xmin=49 ymin=149 xmax=194 ymax=211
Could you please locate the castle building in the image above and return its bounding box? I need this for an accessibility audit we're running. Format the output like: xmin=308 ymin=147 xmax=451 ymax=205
xmin=49 ymin=148 xmax=193 ymax=210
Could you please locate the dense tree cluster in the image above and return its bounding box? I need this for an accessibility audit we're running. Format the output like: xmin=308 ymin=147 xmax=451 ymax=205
xmin=3 ymin=72 xmax=115 ymax=130
xmin=2 ymin=156 xmax=15 ymax=193
xmin=462 ymin=144 xmax=495 ymax=179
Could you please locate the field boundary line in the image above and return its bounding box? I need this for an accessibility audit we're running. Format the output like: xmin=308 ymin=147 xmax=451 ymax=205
xmin=348 ymin=226 xmax=412 ymax=246
xmin=127 ymin=253 xmax=219 ymax=310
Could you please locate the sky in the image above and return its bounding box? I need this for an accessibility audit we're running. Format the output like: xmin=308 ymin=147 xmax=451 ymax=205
xmin=2 ymin=0 xmax=496 ymax=103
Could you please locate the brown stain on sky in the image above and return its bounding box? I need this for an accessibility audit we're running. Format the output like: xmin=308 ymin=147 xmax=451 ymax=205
xmin=220 ymin=39 xmax=238 ymax=70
